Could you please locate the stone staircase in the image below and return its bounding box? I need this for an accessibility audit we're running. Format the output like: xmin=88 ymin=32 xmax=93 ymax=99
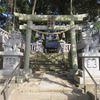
xmin=29 ymin=51 xmax=68 ymax=72
xmin=0 ymin=52 xmax=91 ymax=100
xmin=9 ymin=71 xmax=89 ymax=100
xmin=6 ymin=51 xmax=88 ymax=100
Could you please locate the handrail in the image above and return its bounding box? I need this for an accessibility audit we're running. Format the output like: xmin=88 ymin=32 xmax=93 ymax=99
xmin=1 ymin=64 xmax=20 ymax=100
xmin=83 ymin=66 xmax=99 ymax=100
xmin=4 ymin=64 xmax=20 ymax=86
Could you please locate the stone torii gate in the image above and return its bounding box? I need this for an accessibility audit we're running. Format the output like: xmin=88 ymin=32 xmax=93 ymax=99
xmin=14 ymin=12 xmax=88 ymax=72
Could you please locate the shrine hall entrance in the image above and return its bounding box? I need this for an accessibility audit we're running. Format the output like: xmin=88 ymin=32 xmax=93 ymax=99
xmin=45 ymin=41 xmax=58 ymax=53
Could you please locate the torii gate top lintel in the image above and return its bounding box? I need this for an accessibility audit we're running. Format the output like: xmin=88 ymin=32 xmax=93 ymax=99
xmin=14 ymin=12 xmax=88 ymax=22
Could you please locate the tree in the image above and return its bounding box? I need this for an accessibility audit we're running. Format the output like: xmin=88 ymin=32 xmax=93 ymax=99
xmin=0 ymin=0 xmax=100 ymax=29
xmin=0 ymin=0 xmax=7 ymax=28
xmin=15 ymin=0 xmax=100 ymax=21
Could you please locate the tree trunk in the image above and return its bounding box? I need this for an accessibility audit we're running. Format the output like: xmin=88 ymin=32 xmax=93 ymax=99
xmin=32 ymin=0 xmax=37 ymax=15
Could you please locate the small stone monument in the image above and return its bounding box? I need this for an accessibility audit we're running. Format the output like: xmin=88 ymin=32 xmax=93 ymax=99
xmin=0 ymin=30 xmax=23 ymax=75
xmin=35 ymin=39 xmax=44 ymax=52
xmin=74 ymin=31 xmax=100 ymax=84
xmin=58 ymin=39 xmax=66 ymax=53
xmin=58 ymin=39 xmax=70 ymax=52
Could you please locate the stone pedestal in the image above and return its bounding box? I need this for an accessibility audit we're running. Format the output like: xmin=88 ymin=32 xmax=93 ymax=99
xmin=0 ymin=52 xmax=23 ymax=76
xmin=74 ymin=53 xmax=100 ymax=84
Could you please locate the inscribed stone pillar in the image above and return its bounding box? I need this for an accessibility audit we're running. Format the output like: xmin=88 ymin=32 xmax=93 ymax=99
xmin=70 ymin=21 xmax=78 ymax=70
xmin=24 ymin=20 xmax=32 ymax=69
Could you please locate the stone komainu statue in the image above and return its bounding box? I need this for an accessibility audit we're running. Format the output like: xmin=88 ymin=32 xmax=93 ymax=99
xmin=81 ymin=31 xmax=100 ymax=53
xmin=2 ymin=30 xmax=22 ymax=52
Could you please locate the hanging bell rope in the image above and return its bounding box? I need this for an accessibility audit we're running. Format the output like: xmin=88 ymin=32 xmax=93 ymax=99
xmin=26 ymin=25 xmax=77 ymax=35
xmin=41 ymin=34 xmax=45 ymax=40
xmin=49 ymin=35 xmax=52 ymax=41
xmin=35 ymin=32 xmax=39 ymax=38
xmin=56 ymin=34 xmax=59 ymax=40
xmin=62 ymin=32 xmax=65 ymax=38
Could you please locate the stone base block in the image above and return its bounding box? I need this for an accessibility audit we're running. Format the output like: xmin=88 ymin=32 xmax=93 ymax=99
xmin=0 ymin=69 xmax=19 ymax=76
xmin=0 ymin=69 xmax=30 ymax=83
xmin=77 ymin=70 xmax=100 ymax=77
xmin=0 ymin=69 xmax=32 ymax=76
xmin=74 ymin=75 xmax=100 ymax=84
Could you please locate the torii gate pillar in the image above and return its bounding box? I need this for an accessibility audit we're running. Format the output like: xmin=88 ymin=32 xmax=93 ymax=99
xmin=24 ymin=20 xmax=32 ymax=70
xmin=70 ymin=21 xmax=78 ymax=71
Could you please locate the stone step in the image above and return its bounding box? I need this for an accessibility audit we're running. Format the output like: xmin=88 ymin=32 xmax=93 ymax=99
xmin=9 ymin=92 xmax=69 ymax=100
xmin=30 ymin=59 xmax=63 ymax=61
xmin=30 ymin=59 xmax=63 ymax=63
xmin=33 ymin=68 xmax=66 ymax=72
xmin=74 ymin=75 xmax=100 ymax=84
xmin=0 ymin=75 xmax=26 ymax=84
xmin=35 ymin=66 xmax=65 ymax=69
xmin=30 ymin=62 xmax=63 ymax=65
xmin=31 ymin=55 xmax=63 ymax=57
xmin=87 ymin=90 xmax=100 ymax=100
xmin=0 ymin=76 xmax=17 ymax=83
xmin=9 ymin=90 xmax=89 ymax=100
xmin=13 ymin=86 xmax=73 ymax=93
xmin=30 ymin=53 xmax=64 ymax=59
xmin=31 ymin=66 xmax=66 ymax=71
xmin=30 ymin=58 xmax=63 ymax=62
xmin=77 ymin=70 xmax=100 ymax=77
xmin=31 ymin=52 xmax=63 ymax=56
xmin=0 ymin=76 xmax=8 ymax=83
xmin=30 ymin=54 xmax=69 ymax=59
xmin=30 ymin=64 xmax=65 ymax=68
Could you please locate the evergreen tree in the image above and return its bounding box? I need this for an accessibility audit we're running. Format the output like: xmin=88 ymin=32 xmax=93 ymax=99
xmin=0 ymin=0 xmax=100 ymax=29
